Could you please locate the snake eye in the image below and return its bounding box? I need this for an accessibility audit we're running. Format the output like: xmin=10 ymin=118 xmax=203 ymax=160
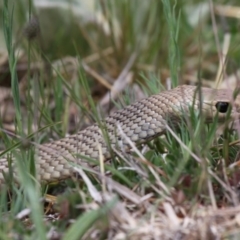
xmin=215 ymin=102 xmax=229 ymax=113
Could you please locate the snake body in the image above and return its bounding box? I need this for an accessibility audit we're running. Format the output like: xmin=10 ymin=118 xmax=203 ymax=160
xmin=1 ymin=85 xmax=240 ymax=186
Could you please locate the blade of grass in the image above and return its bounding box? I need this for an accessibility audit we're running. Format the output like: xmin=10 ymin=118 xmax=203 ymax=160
xmin=63 ymin=196 xmax=117 ymax=240
xmin=161 ymin=0 xmax=180 ymax=87
xmin=3 ymin=0 xmax=22 ymax=134
xmin=2 ymin=1 xmax=47 ymax=239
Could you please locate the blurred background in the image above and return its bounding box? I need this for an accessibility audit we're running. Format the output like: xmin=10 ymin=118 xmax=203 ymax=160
xmin=0 ymin=0 xmax=240 ymax=134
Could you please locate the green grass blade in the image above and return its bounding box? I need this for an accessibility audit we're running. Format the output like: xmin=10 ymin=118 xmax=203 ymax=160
xmin=63 ymin=196 xmax=117 ymax=240
xmin=161 ymin=0 xmax=180 ymax=87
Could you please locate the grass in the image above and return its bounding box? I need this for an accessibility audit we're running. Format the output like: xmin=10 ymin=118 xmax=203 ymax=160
xmin=1 ymin=0 xmax=240 ymax=239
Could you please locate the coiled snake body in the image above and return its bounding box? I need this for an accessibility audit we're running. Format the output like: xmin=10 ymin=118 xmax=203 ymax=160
xmin=1 ymin=85 xmax=240 ymax=186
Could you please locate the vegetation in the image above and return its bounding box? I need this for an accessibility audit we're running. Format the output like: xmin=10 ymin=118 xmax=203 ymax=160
xmin=1 ymin=0 xmax=240 ymax=239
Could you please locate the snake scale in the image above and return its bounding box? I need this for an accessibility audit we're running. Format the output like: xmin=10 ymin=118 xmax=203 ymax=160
xmin=1 ymin=85 xmax=240 ymax=187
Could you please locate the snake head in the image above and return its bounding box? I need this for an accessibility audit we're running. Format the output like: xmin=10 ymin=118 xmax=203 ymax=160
xmin=201 ymin=87 xmax=240 ymax=123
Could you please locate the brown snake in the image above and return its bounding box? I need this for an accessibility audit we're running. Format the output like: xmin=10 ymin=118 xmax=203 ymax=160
xmin=1 ymin=85 xmax=240 ymax=187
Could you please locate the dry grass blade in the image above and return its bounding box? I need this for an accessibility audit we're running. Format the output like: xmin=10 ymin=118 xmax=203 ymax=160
xmin=99 ymin=52 xmax=137 ymax=108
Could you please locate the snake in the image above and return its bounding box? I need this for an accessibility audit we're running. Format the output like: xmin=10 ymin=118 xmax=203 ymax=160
xmin=0 ymin=85 xmax=240 ymax=187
